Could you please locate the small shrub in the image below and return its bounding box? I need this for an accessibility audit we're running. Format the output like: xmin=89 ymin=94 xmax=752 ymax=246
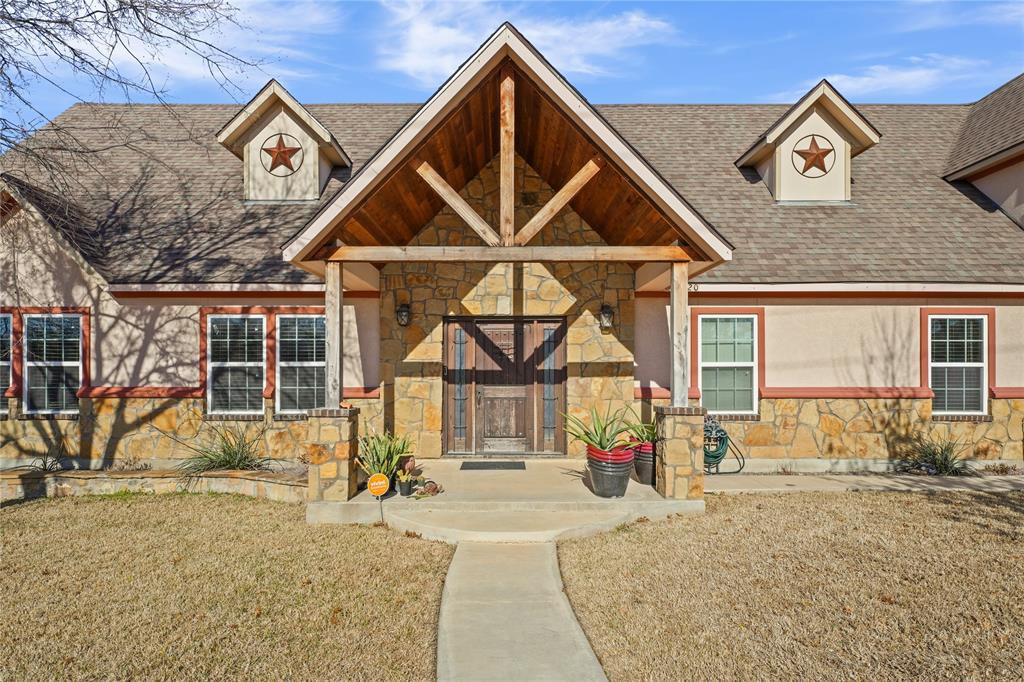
xmin=104 ymin=453 xmax=151 ymax=472
xmin=900 ymin=433 xmax=974 ymax=476
xmin=357 ymin=431 xmax=411 ymax=478
xmin=175 ymin=423 xmax=273 ymax=478
xmin=980 ymin=462 xmax=1021 ymax=476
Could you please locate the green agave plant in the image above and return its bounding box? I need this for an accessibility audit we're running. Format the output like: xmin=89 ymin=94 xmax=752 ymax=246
xmin=564 ymin=406 xmax=631 ymax=451
xmin=176 ymin=422 xmax=273 ymax=478
xmin=622 ymin=406 xmax=657 ymax=444
xmin=356 ymin=431 xmax=412 ymax=478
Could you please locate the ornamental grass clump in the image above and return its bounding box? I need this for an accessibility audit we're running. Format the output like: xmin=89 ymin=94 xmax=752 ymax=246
xmin=900 ymin=433 xmax=974 ymax=476
xmin=175 ymin=423 xmax=274 ymax=477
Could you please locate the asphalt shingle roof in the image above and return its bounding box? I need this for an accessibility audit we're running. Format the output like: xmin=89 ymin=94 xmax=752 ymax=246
xmin=2 ymin=97 xmax=1022 ymax=285
xmin=944 ymin=72 xmax=1024 ymax=176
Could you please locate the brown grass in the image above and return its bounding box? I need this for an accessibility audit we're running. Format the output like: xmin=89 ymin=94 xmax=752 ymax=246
xmin=559 ymin=492 xmax=1024 ymax=681
xmin=0 ymin=493 xmax=454 ymax=681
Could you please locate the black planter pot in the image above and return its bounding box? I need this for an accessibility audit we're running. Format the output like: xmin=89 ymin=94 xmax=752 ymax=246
xmin=633 ymin=448 xmax=655 ymax=485
xmin=398 ymin=478 xmax=413 ymax=496
xmin=588 ymin=458 xmax=633 ymax=498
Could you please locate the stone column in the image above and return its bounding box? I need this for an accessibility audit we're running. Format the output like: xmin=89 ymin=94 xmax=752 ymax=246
xmin=654 ymin=405 xmax=706 ymax=500
xmin=306 ymin=407 xmax=360 ymax=502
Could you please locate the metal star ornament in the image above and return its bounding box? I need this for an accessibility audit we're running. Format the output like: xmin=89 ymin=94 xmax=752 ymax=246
xmin=793 ymin=135 xmax=834 ymax=175
xmin=261 ymin=134 xmax=302 ymax=172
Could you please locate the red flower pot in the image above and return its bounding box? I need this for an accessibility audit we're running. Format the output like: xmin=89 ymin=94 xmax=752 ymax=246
xmin=586 ymin=444 xmax=635 ymax=464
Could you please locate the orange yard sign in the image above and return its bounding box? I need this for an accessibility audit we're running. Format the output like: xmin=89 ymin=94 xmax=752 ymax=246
xmin=367 ymin=473 xmax=390 ymax=498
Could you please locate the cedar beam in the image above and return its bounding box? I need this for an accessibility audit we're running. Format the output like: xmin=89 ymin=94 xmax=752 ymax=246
xmin=325 ymin=245 xmax=690 ymax=263
xmin=324 ymin=261 xmax=344 ymax=408
xmin=515 ymin=158 xmax=603 ymax=246
xmin=416 ymin=161 xmax=502 ymax=247
xmin=669 ymin=261 xmax=689 ymax=407
xmin=499 ymin=65 xmax=515 ymax=246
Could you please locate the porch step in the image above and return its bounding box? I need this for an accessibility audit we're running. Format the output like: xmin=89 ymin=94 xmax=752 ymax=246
xmin=387 ymin=509 xmax=632 ymax=543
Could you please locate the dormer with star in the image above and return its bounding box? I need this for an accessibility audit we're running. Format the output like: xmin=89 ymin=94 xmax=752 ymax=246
xmin=737 ymin=79 xmax=881 ymax=203
xmin=217 ymin=80 xmax=350 ymax=202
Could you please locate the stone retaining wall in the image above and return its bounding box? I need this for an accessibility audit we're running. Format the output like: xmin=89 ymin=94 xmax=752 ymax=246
xmin=0 ymin=468 xmax=307 ymax=505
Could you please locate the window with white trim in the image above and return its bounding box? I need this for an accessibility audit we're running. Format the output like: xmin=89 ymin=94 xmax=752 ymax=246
xmin=276 ymin=315 xmax=326 ymax=413
xmin=699 ymin=315 xmax=758 ymax=414
xmin=24 ymin=314 xmax=82 ymax=414
xmin=0 ymin=314 xmax=11 ymax=413
xmin=207 ymin=315 xmax=265 ymax=414
xmin=929 ymin=315 xmax=987 ymax=415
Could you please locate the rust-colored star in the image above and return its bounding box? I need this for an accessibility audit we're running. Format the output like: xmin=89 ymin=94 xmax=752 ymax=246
xmin=261 ymin=134 xmax=302 ymax=172
xmin=794 ymin=135 xmax=834 ymax=174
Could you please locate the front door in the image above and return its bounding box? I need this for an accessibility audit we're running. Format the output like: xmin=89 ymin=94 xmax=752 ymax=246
xmin=444 ymin=318 xmax=566 ymax=456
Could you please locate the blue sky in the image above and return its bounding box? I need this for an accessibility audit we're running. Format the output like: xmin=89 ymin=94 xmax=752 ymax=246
xmin=30 ymin=0 xmax=1024 ymax=120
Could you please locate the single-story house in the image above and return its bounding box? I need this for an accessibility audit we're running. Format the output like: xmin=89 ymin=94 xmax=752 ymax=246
xmin=2 ymin=24 xmax=1022 ymax=500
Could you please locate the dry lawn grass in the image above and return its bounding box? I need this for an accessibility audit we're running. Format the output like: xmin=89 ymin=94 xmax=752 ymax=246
xmin=0 ymin=493 xmax=454 ymax=680
xmin=560 ymin=492 xmax=1024 ymax=681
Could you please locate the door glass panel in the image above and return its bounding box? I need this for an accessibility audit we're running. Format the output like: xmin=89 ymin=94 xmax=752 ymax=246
xmin=541 ymin=326 xmax=557 ymax=449
xmin=452 ymin=325 xmax=468 ymax=443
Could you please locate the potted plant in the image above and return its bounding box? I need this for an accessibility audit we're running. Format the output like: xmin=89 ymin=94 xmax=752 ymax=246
xmin=356 ymin=431 xmax=412 ymax=492
xmin=624 ymin=409 xmax=656 ymax=485
xmin=565 ymin=406 xmax=633 ymax=498
xmin=396 ymin=456 xmax=417 ymax=496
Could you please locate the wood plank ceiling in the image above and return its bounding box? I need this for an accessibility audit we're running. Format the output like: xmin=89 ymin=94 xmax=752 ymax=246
xmin=334 ymin=60 xmax=706 ymax=259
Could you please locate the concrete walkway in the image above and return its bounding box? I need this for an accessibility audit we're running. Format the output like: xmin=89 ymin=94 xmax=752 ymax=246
xmin=705 ymin=473 xmax=1024 ymax=494
xmin=437 ymin=542 xmax=607 ymax=682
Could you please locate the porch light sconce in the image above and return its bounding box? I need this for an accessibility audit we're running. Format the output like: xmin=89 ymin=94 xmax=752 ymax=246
xmin=396 ymin=303 xmax=411 ymax=327
xmin=598 ymin=304 xmax=615 ymax=332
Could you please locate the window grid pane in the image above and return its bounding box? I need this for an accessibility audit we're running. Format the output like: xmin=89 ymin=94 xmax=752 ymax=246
xmin=929 ymin=316 xmax=986 ymax=414
xmin=26 ymin=316 xmax=80 ymax=363
xmin=0 ymin=316 xmax=9 ymax=413
xmin=209 ymin=316 xmax=264 ymax=413
xmin=700 ymin=316 xmax=756 ymax=413
xmin=26 ymin=365 xmax=80 ymax=413
xmin=277 ymin=316 xmax=327 ymax=413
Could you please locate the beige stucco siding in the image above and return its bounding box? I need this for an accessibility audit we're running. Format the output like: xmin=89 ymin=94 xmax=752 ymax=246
xmin=1 ymin=208 xmax=376 ymax=389
xmin=972 ymin=159 xmax=1024 ymax=226
xmin=634 ymin=297 xmax=1024 ymax=390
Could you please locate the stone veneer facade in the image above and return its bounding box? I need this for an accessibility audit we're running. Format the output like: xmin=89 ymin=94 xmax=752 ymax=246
xmin=0 ymin=395 xmax=381 ymax=472
xmin=376 ymin=153 xmax=634 ymax=458
xmin=645 ymin=396 xmax=1024 ymax=465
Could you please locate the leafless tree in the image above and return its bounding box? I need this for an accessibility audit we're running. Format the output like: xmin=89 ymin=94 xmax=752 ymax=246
xmin=1 ymin=0 xmax=255 ymax=185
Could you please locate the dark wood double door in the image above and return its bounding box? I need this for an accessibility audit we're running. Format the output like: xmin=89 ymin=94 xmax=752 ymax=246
xmin=444 ymin=318 xmax=566 ymax=456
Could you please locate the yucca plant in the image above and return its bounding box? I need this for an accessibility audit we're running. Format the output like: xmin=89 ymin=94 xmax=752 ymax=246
xmin=175 ymin=423 xmax=273 ymax=477
xmin=565 ymin=406 xmax=631 ymax=452
xmin=900 ymin=433 xmax=974 ymax=476
xmin=356 ymin=431 xmax=412 ymax=478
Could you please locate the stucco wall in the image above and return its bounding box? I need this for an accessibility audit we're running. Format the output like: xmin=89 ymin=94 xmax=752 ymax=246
xmin=972 ymin=159 xmax=1024 ymax=226
xmin=0 ymin=205 xmax=377 ymax=389
xmin=379 ymin=153 xmax=635 ymax=458
xmin=634 ymin=297 xmax=1024 ymax=390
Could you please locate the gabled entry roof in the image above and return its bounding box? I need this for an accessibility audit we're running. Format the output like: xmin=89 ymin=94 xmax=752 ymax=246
xmin=283 ymin=23 xmax=734 ymax=270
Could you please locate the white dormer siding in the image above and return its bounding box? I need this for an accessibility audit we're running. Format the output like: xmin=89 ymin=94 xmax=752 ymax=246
xmin=774 ymin=106 xmax=853 ymax=202
xmin=242 ymin=106 xmax=322 ymax=202
xmin=737 ymin=79 xmax=879 ymax=205
xmin=217 ymin=80 xmax=349 ymax=203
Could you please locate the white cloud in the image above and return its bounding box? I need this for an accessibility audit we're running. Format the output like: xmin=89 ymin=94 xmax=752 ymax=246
xmin=893 ymin=0 xmax=1024 ymax=33
xmin=376 ymin=0 xmax=674 ymax=87
xmin=768 ymin=53 xmax=993 ymax=101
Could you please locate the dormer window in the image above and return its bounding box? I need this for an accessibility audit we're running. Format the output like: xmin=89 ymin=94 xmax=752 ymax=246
xmin=216 ymin=80 xmax=350 ymax=202
xmin=737 ymin=80 xmax=880 ymax=203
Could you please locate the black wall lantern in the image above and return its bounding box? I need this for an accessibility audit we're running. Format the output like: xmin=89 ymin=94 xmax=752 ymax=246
xmin=396 ymin=303 xmax=411 ymax=327
xmin=598 ymin=303 xmax=614 ymax=331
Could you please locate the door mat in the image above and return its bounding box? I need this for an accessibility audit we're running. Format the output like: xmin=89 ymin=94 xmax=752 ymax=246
xmin=459 ymin=461 xmax=526 ymax=471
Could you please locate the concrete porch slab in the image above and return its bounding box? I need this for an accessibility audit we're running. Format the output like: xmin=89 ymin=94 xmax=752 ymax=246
xmin=306 ymin=459 xmax=702 ymax=541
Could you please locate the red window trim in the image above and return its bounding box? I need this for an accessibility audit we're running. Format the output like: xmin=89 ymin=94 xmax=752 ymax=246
xmin=919 ymin=307 xmax=997 ymax=398
xmin=0 ymin=306 xmax=91 ymax=399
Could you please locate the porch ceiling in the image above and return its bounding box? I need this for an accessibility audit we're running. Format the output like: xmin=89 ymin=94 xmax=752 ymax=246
xmin=332 ymin=61 xmax=708 ymax=260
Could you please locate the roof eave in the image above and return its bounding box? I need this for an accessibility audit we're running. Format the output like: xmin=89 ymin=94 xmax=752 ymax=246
xmin=944 ymin=140 xmax=1024 ymax=181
